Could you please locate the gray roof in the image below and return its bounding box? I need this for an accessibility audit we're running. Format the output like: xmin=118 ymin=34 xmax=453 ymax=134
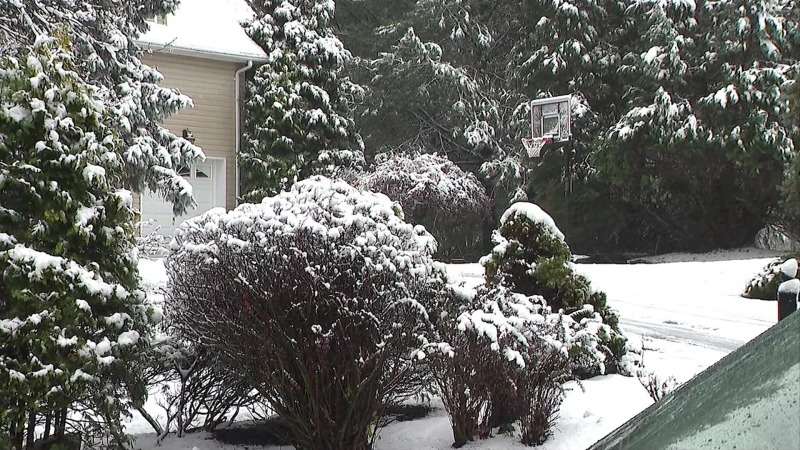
xmin=588 ymin=310 xmax=800 ymax=450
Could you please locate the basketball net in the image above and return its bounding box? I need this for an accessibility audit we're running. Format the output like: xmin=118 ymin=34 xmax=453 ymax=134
xmin=522 ymin=136 xmax=552 ymax=158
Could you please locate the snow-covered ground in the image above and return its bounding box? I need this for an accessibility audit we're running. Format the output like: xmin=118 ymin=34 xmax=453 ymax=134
xmin=130 ymin=248 xmax=781 ymax=450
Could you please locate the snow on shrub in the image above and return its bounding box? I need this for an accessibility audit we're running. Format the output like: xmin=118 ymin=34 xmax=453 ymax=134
xmin=426 ymin=284 xmax=572 ymax=447
xmin=358 ymin=152 xmax=490 ymax=260
xmin=743 ymin=254 xmax=800 ymax=300
xmin=0 ymin=39 xmax=157 ymax=448
xmin=166 ymin=176 xmax=449 ymax=450
xmin=480 ymin=202 xmax=634 ymax=377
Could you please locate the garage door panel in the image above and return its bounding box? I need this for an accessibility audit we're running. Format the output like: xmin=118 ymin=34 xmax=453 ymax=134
xmin=141 ymin=161 xmax=222 ymax=237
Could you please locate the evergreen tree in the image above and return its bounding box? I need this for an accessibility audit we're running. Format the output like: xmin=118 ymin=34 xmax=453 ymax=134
xmin=0 ymin=0 xmax=204 ymax=214
xmin=241 ymin=0 xmax=363 ymax=202
xmin=0 ymin=38 xmax=158 ymax=447
xmin=596 ymin=0 xmax=795 ymax=251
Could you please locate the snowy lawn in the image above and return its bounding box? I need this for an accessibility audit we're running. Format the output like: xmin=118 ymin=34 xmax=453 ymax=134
xmin=130 ymin=248 xmax=781 ymax=450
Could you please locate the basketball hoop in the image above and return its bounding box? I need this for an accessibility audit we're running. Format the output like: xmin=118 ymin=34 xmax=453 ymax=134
xmin=522 ymin=136 xmax=552 ymax=158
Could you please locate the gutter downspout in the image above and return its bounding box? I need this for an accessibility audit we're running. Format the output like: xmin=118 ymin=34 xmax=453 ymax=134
xmin=234 ymin=60 xmax=253 ymax=205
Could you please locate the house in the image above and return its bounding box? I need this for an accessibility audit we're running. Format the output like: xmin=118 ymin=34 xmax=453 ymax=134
xmin=587 ymin=309 xmax=800 ymax=450
xmin=133 ymin=0 xmax=268 ymax=237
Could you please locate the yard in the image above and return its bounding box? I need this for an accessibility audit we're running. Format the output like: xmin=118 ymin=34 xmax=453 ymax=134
xmin=128 ymin=248 xmax=781 ymax=450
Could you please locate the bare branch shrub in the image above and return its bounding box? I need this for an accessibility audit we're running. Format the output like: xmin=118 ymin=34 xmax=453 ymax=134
xmin=636 ymin=370 xmax=678 ymax=402
xmin=427 ymin=284 xmax=572 ymax=448
xmin=135 ymin=219 xmax=171 ymax=258
xmin=137 ymin=333 xmax=259 ymax=443
xmin=635 ymin=339 xmax=679 ymax=402
xmin=166 ymin=177 xmax=449 ymax=450
xmin=516 ymin=337 xmax=571 ymax=446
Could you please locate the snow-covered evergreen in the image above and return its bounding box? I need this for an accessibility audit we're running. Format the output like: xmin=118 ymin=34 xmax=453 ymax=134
xmin=0 ymin=38 xmax=158 ymax=447
xmin=240 ymin=0 xmax=364 ymax=202
xmin=0 ymin=0 xmax=204 ymax=214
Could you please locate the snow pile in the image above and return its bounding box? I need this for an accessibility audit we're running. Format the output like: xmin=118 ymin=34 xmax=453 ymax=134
xmin=500 ymin=202 xmax=565 ymax=242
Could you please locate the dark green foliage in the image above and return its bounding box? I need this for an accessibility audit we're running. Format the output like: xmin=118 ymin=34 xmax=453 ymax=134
xmin=743 ymin=252 xmax=800 ymax=300
xmin=241 ymin=0 xmax=363 ymax=201
xmin=0 ymin=39 xmax=154 ymax=447
xmin=335 ymin=0 xmax=799 ymax=254
xmin=482 ymin=208 xmax=587 ymax=313
xmin=481 ymin=203 xmax=630 ymax=377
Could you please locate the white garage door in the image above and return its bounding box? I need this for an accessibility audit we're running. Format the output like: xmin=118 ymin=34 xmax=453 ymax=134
xmin=141 ymin=160 xmax=224 ymax=237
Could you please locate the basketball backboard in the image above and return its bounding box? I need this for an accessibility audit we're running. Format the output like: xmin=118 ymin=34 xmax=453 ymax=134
xmin=530 ymin=94 xmax=572 ymax=143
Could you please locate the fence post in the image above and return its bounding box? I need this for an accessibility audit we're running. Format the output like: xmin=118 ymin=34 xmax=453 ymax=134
xmin=777 ymin=278 xmax=799 ymax=321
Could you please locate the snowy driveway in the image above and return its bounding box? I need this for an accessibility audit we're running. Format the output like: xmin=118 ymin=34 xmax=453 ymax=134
xmin=446 ymin=249 xmax=780 ymax=382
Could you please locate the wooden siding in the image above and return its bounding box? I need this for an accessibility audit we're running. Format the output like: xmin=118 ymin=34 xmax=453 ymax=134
xmin=135 ymin=52 xmax=241 ymax=211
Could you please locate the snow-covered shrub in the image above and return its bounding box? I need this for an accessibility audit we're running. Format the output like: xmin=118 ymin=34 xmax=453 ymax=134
xmin=636 ymin=368 xmax=678 ymax=403
xmin=427 ymin=285 xmax=571 ymax=447
xmin=480 ymin=202 xmax=631 ymax=377
xmin=743 ymin=254 xmax=800 ymax=300
xmin=358 ymin=152 xmax=491 ymax=260
xmin=166 ymin=176 xmax=449 ymax=450
xmin=0 ymin=39 xmax=157 ymax=448
xmin=311 ymin=148 xmax=366 ymax=184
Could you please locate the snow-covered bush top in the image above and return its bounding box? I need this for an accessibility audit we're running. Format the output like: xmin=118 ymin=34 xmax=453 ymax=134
xmin=449 ymin=285 xmax=554 ymax=369
xmin=173 ymin=175 xmax=437 ymax=258
xmin=779 ymin=258 xmax=798 ymax=279
xmin=359 ymin=152 xmax=490 ymax=220
xmin=436 ymin=283 xmax=635 ymax=376
xmin=500 ymin=202 xmax=564 ymax=242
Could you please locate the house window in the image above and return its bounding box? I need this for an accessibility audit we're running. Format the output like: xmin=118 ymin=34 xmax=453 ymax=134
xmin=195 ymin=164 xmax=212 ymax=179
xmin=146 ymin=13 xmax=169 ymax=25
xmin=178 ymin=165 xmax=191 ymax=177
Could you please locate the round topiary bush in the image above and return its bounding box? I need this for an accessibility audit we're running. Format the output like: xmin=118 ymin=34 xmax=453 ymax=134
xmin=166 ymin=176 xmax=450 ymax=450
xmin=479 ymin=202 xmax=632 ymax=376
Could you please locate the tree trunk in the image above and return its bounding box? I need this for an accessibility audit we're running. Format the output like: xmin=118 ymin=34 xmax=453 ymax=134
xmin=177 ymin=377 xmax=186 ymax=437
xmin=43 ymin=412 xmax=51 ymax=441
xmin=11 ymin=417 xmax=24 ymax=450
xmin=135 ymin=405 xmax=164 ymax=436
xmin=25 ymin=411 xmax=36 ymax=449
xmin=56 ymin=409 xmax=67 ymax=438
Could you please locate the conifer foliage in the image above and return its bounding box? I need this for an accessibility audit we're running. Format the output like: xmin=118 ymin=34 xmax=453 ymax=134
xmin=241 ymin=0 xmax=363 ymax=201
xmin=0 ymin=38 xmax=157 ymax=448
xmin=0 ymin=0 xmax=204 ymax=215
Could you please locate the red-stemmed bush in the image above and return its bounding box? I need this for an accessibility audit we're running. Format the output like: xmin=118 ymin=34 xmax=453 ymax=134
xmin=166 ymin=176 xmax=449 ymax=450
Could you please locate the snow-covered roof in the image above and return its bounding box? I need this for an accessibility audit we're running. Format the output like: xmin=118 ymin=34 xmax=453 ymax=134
xmin=135 ymin=0 xmax=268 ymax=63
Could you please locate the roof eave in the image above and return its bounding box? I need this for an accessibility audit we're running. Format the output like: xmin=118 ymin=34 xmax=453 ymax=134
xmin=135 ymin=41 xmax=268 ymax=64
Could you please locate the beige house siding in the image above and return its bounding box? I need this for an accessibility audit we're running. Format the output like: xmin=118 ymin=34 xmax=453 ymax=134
xmin=133 ymin=52 xmax=241 ymax=212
